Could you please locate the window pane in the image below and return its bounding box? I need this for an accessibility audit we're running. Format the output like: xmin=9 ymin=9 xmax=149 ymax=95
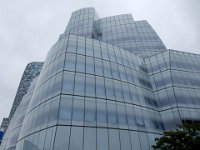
xmin=96 ymin=76 xmax=105 ymax=98
xmin=44 ymin=127 xmax=56 ymax=150
xmin=32 ymin=132 xmax=39 ymax=150
xmin=86 ymin=75 xmax=95 ymax=97
xmin=74 ymin=73 xmax=85 ymax=96
xmin=130 ymin=131 xmax=141 ymax=150
xmin=118 ymin=65 xmax=127 ymax=81
xmin=85 ymin=99 xmax=96 ymax=125
xmin=103 ymin=61 xmax=112 ymax=78
xmin=97 ymin=128 xmax=108 ymax=150
xmin=95 ymin=59 xmax=103 ymax=76
xmin=134 ymin=106 xmax=145 ymax=128
xmin=109 ymin=129 xmax=120 ymax=150
xmin=97 ymin=99 xmax=107 ymax=126
xmin=62 ymin=72 xmax=74 ymax=94
xmin=69 ymin=127 xmax=83 ymax=150
xmin=119 ymin=130 xmax=131 ymax=150
xmin=113 ymin=80 xmax=123 ymax=102
xmin=107 ymin=101 xmax=117 ymax=127
xmin=126 ymin=105 xmax=136 ymax=129
xmin=93 ymin=43 xmax=102 ymax=58
xmin=58 ymin=95 xmax=73 ymax=125
xmin=111 ymin=63 xmax=120 ymax=79
xmin=86 ymin=43 xmax=93 ymax=57
xmin=139 ymin=132 xmax=150 ymax=150
xmin=77 ymin=39 xmax=85 ymax=55
xmin=72 ymin=96 xmax=84 ymax=125
xmin=54 ymin=126 xmax=70 ymax=150
xmin=76 ymin=55 xmax=85 ymax=73
xmin=38 ymin=130 xmax=46 ymax=150
xmin=67 ymin=38 xmax=77 ymax=53
xmin=57 ymin=54 xmax=65 ymax=72
xmin=53 ymin=73 xmax=63 ymax=96
xmin=65 ymin=53 xmax=76 ymax=71
xmin=48 ymin=97 xmax=60 ymax=126
xmin=117 ymin=103 xmax=128 ymax=128
xmin=105 ymin=78 xmax=115 ymax=100
xmin=41 ymin=101 xmax=51 ymax=129
xmin=122 ymin=82 xmax=131 ymax=103
xmin=86 ymin=57 xmax=94 ymax=74
xmin=83 ymin=128 xmax=96 ymax=150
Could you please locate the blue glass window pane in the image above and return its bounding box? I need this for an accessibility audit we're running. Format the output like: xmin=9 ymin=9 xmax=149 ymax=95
xmin=51 ymin=57 xmax=59 ymax=76
xmin=67 ymin=38 xmax=77 ymax=53
xmin=46 ymin=77 xmax=55 ymax=100
xmin=58 ymin=95 xmax=73 ymax=125
xmin=118 ymin=65 xmax=127 ymax=81
xmin=83 ymin=128 xmax=96 ymax=150
xmin=126 ymin=105 xmax=136 ymax=129
xmin=134 ymin=106 xmax=145 ymax=127
xmin=95 ymin=59 xmax=103 ymax=76
xmin=117 ymin=103 xmax=128 ymax=128
xmin=108 ymin=129 xmax=120 ymax=150
xmin=86 ymin=57 xmax=94 ymax=74
xmin=97 ymin=100 xmax=107 ymax=125
xmin=62 ymin=72 xmax=74 ymax=94
xmin=93 ymin=43 xmax=102 ymax=58
xmin=103 ymin=61 xmax=112 ymax=78
xmin=69 ymin=127 xmax=83 ymax=150
xmin=53 ymin=73 xmax=63 ymax=96
xmin=111 ymin=63 xmax=120 ymax=80
xmin=119 ymin=130 xmax=131 ymax=150
xmin=57 ymin=54 xmax=65 ymax=72
xmin=64 ymin=53 xmax=76 ymax=71
xmin=74 ymin=73 xmax=85 ymax=96
xmin=38 ymin=130 xmax=46 ymax=150
xmin=44 ymin=127 xmax=56 ymax=150
xmin=54 ymin=126 xmax=70 ymax=150
xmin=105 ymin=79 xmax=115 ymax=100
xmin=76 ymin=55 xmax=85 ymax=73
xmin=130 ymin=131 xmax=141 ymax=150
xmin=122 ymin=82 xmax=131 ymax=103
xmin=113 ymin=80 xmax=123 ymax=102
xmin=85 ymin=99 xmax=96 ymax=125
xmin=72 ymin=96 xmax=84 ymax=125
xmin=107 ymin=101 xmax=117 ymax=127
xmin=96 ymin=76 xmax=105 ymax=98
xmin=101 ymin=49 xmax=109 ymax=61
xmin=77 ymin=39 xmax=85 ymax=55
xmin=139 ymin=132 xmax=150 ymax=150
xmin=86 ymin=75 xmax=95 ymax=97
xmin=48 ymin=97 xmax=60 ymax=126
xmin=86 ymin=43 xmax=93 ymax=57
xmin=97 ymin=128 xmax=109 ymax=150
xmin=32 ymin=133 xmax=40 ymax=150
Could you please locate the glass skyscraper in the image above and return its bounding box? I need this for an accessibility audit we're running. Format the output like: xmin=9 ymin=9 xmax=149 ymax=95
xmin=1 ymin=7 xmax=200 ymax=150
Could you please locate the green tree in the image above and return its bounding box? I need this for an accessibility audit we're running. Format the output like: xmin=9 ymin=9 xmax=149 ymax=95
xmin=152 ymin=124 xmax=200 ymax=150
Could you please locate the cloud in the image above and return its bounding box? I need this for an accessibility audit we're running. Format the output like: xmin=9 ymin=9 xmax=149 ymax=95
xmin=0 ymin=0 xmax=199 ymax=122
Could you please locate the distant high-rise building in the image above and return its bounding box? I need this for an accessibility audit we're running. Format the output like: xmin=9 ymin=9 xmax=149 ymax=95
xmin=0 ymin=118 xmax=9 ymax=144
xmin=0 ymin=62 xmax=43 ymax=137
xmin=8 ymin=62 xmax=43 ymax=120
xmin=1 ymin=8 xmax=200 ymax=150
xmin=0 ymin=118 xmax=9 ymax=132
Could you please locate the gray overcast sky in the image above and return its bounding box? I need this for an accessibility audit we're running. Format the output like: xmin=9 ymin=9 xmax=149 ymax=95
xmin=0 ymin=0 xmax=199 ymax=122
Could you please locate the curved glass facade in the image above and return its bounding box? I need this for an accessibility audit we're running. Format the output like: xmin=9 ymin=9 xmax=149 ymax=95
xmin=1 ymin=77 xmax=39 ymax=150
xmin=1 ymin=7 xmax=200 ymax=150
xmin=14 ymin=34 xmax=164 ymax=150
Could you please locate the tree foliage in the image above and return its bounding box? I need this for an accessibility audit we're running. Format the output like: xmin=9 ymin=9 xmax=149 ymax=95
xmin=152 ymin=124 xmax=200 ymax=150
